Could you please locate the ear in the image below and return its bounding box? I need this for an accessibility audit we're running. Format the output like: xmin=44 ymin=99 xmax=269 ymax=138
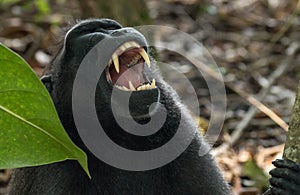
xmin=41 ymin=74 xmax=53 ymax=93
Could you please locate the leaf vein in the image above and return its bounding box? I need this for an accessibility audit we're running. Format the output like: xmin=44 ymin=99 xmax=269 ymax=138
xmin=0 ymin=105 xmax=75 ymax=158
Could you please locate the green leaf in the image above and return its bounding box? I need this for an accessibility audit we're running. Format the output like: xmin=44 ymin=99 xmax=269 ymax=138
xmin=243 ymin=160 xmax=269 ymax=190
xmin=35 ymin=0 xmax=50 ymax=15
xmin=0 ymin=43 xmax=90 ymax=178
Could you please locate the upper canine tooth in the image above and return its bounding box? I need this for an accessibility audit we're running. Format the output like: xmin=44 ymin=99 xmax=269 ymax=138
xmin=129 ymin=81 xmax=136 ymax=91
xmin=112 ymin=53 xmax=120 ymax=73
xmin=139 ymin=49 xmax=151 ymax=68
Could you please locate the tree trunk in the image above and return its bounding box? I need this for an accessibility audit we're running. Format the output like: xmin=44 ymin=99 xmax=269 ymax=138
xmin=283 ymin=82 xmax=300 ymax=163
xmin=77 ymin=0 xmax=151 ymax=26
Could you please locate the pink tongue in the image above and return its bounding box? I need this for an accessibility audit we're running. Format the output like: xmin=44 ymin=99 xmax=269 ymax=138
xmin=109 ymin=62 xmax=145 ymax=88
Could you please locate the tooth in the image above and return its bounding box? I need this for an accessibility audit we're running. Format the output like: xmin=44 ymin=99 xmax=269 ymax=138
xmin=120 ymin=45 xmax=126 ymax=52
xmin=139 ymin=49 xmax=151 ymax=68
xmin=151 ymin=79 xmax=156 ymax=88
xmin=122 ymin=86 xmax=130 ymax=91
xmin=137 ymin=85 xmax=144 ymax=91
xmin=132 ymin=42 xmax=139 ymax=47
xmin=112 ymin=53 xmax=120 ymax=73
xmin=109 ymin=59 xmax=112 ymax=65
xmin=128 ymin=42 xmax=135 ymax=47
xmin=125 ymin=42 xmax=132 ymax=49
xmin=137 ymin=82 xmax=156 ymax=91
xmin=129 ymin=81 xmax=136 ymax=91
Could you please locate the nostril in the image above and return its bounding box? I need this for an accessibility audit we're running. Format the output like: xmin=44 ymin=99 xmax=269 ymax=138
xmin=111 ymin=31 xmax=124 ymax=37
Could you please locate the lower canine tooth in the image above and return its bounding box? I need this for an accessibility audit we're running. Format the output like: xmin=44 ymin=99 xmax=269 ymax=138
xmin=139 ymin=49 xmax=151 ymax=68
xmin=129 ymin=81 xmax=136 ymax=91
xmin=151 ymin=79 xmax=156 ymax=87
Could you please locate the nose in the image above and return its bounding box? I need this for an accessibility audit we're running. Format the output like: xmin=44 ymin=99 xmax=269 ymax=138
xmin=111 ymin=28 xmax=137 ymax=37
xmin=111 ymin=30 xmax=124 ymax=37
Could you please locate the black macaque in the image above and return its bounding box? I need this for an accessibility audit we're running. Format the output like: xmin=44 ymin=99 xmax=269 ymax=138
xmin=8 ymin=19 xmax=300 ymax=195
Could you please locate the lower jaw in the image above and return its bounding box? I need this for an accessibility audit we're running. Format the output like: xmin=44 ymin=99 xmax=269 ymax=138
xmin=96 ymin=74 xmax=161 ymax=120
xmin=110 ymin=86 xmax=161 ymax=120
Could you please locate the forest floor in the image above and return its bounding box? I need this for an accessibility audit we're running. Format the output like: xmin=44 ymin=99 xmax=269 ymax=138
xmin=1 ymin=0 xmax=300 ymax=194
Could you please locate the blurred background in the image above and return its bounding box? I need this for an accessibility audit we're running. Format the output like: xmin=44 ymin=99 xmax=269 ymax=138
xmin=0 ymin=0 xmax=299 ymax=194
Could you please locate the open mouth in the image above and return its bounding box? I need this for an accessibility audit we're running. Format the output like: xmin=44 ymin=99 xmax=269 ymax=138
xmin=105 ymin=41 xmax=156 ymax=91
